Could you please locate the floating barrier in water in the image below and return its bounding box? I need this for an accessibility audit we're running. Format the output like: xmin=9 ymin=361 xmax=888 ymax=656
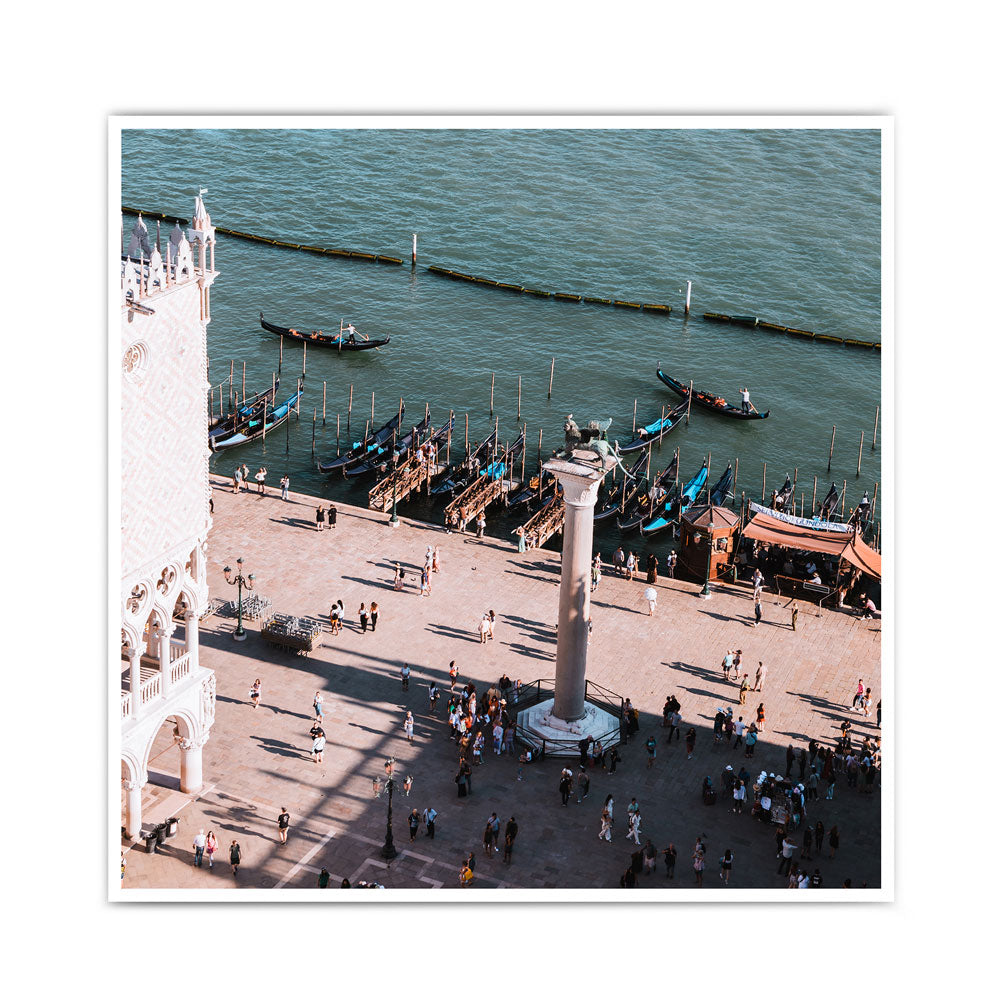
xmin=642 ymin=303 xmax=672 ymax=313
xmin=121 ymin=205 xmax=188 ymax=225
xmin=583 ymin=296 xmax=614 ymax=305
xmin=554 ymin=292 xmax=582 ymax=302
xmin=613 ymin=299 xmax=642 ymax=310
xmin=704 ymin=311 xmax=878 ymax=349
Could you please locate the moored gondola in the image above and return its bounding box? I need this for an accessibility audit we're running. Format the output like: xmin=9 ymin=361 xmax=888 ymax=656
xmin=639 ymin=461 xmax=708 ymax=537
xmin=209 ymin=378 xmax=280 ymax=437
xmin=210 ymin=388 xmax=304 ymax=452
xmin=594 ymin=447 xmax=651 ymax=521
xmin=317 ymin=408 xmax=405 ymax=474
xmin=771 ymin=474 xmax=793 ymax=511
xmin=656 ymin=366 xmax=769 ymax=420
xmin=344 ymin=415 xmax=439 ymax=479
xmin=506 ymin=470 xmax=557 ymax=510
xmin=710 ymin=463 xmax=734 ymax=507
xmin=617 ymin=400 xmax=689 ymax=453
xmin=819 ymin=482 xmax=839 ymax=519
xmin=260 ymin=312 xmax=390 ymax=352
xmin=617 ymin=453 xmax=679 ymax=531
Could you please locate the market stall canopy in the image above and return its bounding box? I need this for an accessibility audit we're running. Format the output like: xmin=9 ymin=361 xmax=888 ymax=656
xmin=742 ymin=510 xmax=881 ymax=580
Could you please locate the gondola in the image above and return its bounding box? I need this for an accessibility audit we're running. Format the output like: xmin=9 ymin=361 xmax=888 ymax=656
xmin=819 ymin=482 xmax=839 ymax=520
xmin=594 ymin=448 xmax=651 ymax=522
xmin=709 ymin=463 xmax=734 ymax=507
xmin=209 ymin=378 xmax=280 ymax=436
xmin=770 ymin=474 xmax=793 ymax=512
xmin=317 ymin=408 xmax=405 ymax=474
xmin=430 ymin=427 xmax=500 ymax=497
xmin=260 ymin=312 xmax=390 ymax=352
xmin=344 ymin=415 xmax=433 ymax=478
xmin=617 ymin=453 xmax=679 ymax=531
xmin=656 ymin=366 xmax=769 ymax=420
xmin=848 ymin=491 xmax=872 ymax=529
xmin=506 ymin=470 xmax=557 ymax=510
xmin=639 ymin=461 xmax=708 ymax=537
xmin=486 ymin=427 xmax=526 ymax=480
xmin=617 ymin=400 xmax=690 ymax=453
xmin=210 ymin=388 xmax=304 ymax=452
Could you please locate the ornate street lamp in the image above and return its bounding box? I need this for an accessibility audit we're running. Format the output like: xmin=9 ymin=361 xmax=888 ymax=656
xmin=700 ymin=517 xmax=715 ymax=599
xmin=372 ymin=756 xmax=412 ymax=860
xmin=223 ymin=557 xmax=255 ymax=641
xmin=390 ymin=476 xmax=399 ymax=527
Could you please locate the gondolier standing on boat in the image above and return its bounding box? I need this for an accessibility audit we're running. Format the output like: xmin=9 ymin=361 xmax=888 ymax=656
xmin=740 ymin=387 xmax=752 ymax=415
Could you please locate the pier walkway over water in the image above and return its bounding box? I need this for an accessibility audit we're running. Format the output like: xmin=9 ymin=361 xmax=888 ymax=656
xmin=122 ymin=475 xmax=883 ymax=892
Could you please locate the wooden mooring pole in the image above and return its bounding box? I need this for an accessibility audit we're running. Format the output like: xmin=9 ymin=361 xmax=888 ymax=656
xmin=371 ymin=391 xmax=375 ymax=423
xmin=464 ymin=413 xmax=469 ymax=459
xmin=302 ymin=341 xmax=307 ymax=376
xmin=872 ymin=406 xmax=879 ymax=450
xmin=686 ymin=382 xmax=694 ymax=424
xmin=278 ymin=336 xmax=283 ymax=373
xmin=322 ymin=381 xmax=327 ymax=425
xmin=490 ymin=373 xmax=495 ymax=416
xmin=548 ymin=358 xmax=555 ymax=399
xmin=228 ymin=361 xmax=234 ymax=410
xmin=347 ymin=384 xmax=353 ymax=431
xmin=812 ymin=475 xmax=818 ymax=514
xmin=242 ymin=361 xmax=246 ymax=401
xmin=336 ymin=413 xmax=340 ymax=456
xmin=658 ymin=404 xmax=666 ymax=448
xmin=518 ymin=376 xmax=522 ymax=422
xmin=734 ymin=457 xmax=739 ymax=496
xmin=311 ymin=408 xmax=316 ymax=457
xmin=761 ymin=462 xmax=767 ymax=502
xmin=827 ymin=425 xmax=836 ymax=471
xmin=857 ymin=431 xmax=865 ymax=476
xmin=632 ymin=399 xmax=638 ymax=434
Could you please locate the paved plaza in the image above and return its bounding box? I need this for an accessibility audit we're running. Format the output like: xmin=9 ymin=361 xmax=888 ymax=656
xmin=122 ymin=474 xmax=882 ymax=891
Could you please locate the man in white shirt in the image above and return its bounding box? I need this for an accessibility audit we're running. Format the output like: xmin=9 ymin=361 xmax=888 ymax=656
xmin=777 ymin=836 xmax=796 ymax=875
xmin=192 ymin=829 xmax=207 ymax=867
xmin=740 ymin=387 xmax=751 ymax=414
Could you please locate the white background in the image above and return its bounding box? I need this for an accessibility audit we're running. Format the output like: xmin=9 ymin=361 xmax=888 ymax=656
xmin=5 ymin=1 xmax=992 ymax=995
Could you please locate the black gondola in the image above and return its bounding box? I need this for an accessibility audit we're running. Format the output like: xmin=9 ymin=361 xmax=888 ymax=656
xmin=710 ymin=463 xmax=734 ymax=507
xmin=594 ymin=448 xmax=651 ymax=522
xmin=617 ymin=400 xmax=690 ymax=453
xmin=430 ymin=427 xmax=499 ymax=496
xmin=317 ymin=408 xmax=405 ymax=474
xmin=849 ymin=491 xmax=872 ymax=529
xmin=771 ymin=474 xmax=793 ymax=511
xmin=260 ymin=312 xmax=390 ymax=352
xmin=617 ymin=453 xmax=679 ymax=531
xmin=209 ymin=378 xmax=280 ymax=437
xmin=506 ymin=470 xmax=557 ymax=510
xmin=819 ymin=482 xmax=839 ymax=519
xmin=344 ymin=416 xmax=432 ymax=478
xmin=656 ymin=366 xmax=769 ymax=420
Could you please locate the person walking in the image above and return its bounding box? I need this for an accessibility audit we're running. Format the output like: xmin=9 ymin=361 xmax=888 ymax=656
xmin=754 ymin=662 xmax=766 ymax=692
xmin=428 ymin=682 xmax=440 ymax=714
xmin=646 ymin=553 xmax=658 ymax=584
xmin=685 ymin=727 xmax=697 ymax=760
xmin=719 ymin=849 xmax=734 ymax=884
xmin=449 ymin=660 xmax=458 ymax=692
xmin=828 ymin=825 xmax=840 ymax=859
xmin=249 ymin=679 xmax=261 ymax=710
xmin=576 ymin=767 xmax=590 ymax=803
xmin=753 ymin=596 xmax=763 ymax=628
xmin=401 ymin=663 xmax=410 ymax=691
xmin=330 ymin=600 xmax=343 ymax=636
xmin=599 ymin=809 xmax=612 ymax=842
xmin=205 ymin=830 xmax=218 ymax=868
xmin=756 ymin=703 xmax=766 ymax=732
xmin=192 ymin=829 xmax=207 ymax=867
xmin=327 ymin=505 xmax=337 ymax=529
xmin=279 ymin=474 xmax=290 ymax=500
xmin=316 ymin=505 xmax=324 ymax=530
xmin=423 ymin=806 xmax=437 ymax=839
xmin=627 ymin=810 xmax=642 ymax=845
xmin=403 ymin=711 xmax=414 ymax=743
xmin=733 ymin=779 xmax=746 ymax=814
xmin=790 ymin=600 xmax=799 ymax=631
xmin=591 ymin=554 xmax=602 ymax=593
xmin=643 ymin=839 xmax=657 ymax=874
xmin=777 ymin=835 xmax=796 ymax=875
xmin=645 ymin=734 xmax=657 ymax=769
xmin=733 ymin=715 xmax=745 ymax=749
xmin=744 ymin=727 xmax=758 ymax=758
xmin=229 ymin=840 xmax=242 ymax=877
xmin=852 ymin=678 xmax=864 ymax=710
xmin=313 ymin=691 xmax=324 ymax=719
xmin=277 ymin=808 xmax=290 ymax=845
xmin=504 ymin=816 xmax=518 ymax=856
xmin=625 ymin=550 xmax=636 ymax=581
xmin=485 ymin=812 xmax=501 ymax=854
xmin=692 ymin=849 xmax=705 ymax=887
xmin=393 ymin=563 xmax=403 ymax=591
xmin=369 ymin=602 xmax=379 ymax=633
xmin=408 ymin=808 xmax=421 ymax=842
xmin=359 ymin=603 xmax=369 ymax=633
xmin=312 ymin=731 xmax=325 ymax=763
xmin=663 ymin=843 xmax=677 ymax=879
xmin=420 ymin=566 xmax=431 ymax=597
xmin=559 ymin=771 xmax=572 ymax=806
xmin=478 ymin=615 xmax=490 ymax=644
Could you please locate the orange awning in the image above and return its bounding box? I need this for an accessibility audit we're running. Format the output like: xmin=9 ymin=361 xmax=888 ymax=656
xmin=742 ymin=511 xmax=881 ymax=580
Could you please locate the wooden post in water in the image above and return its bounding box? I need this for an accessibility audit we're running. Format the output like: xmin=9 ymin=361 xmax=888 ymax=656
xmin=336 ymin=413 xmax=340 ymax=456
xmin=658 ymin=404 xmax=666 ymax=448
xmin=279 ymin=336 xmax=283 ymax=373
xmin=464 ymin=413 xmax=469 ymax=459
xmin=311 ymin=408 xmax=316 ymax=457
xmin=841 ymin=480 xmax=847 ymax=518
xmin=762 ymin=462 xmax=767 ymax=502
xmin=446 ymin=411 xmax=453 ymax=464
xmin=242 ymin=361 xmax=246 ymax=401
xmin=371 ymin=391 xmax=376 ymax=423
xmin=322 ymin=381 xmax=327 ymax=425
xmin=827 ymin=425 xmax=836 ymax=471
xmin=347 ymin=384 xmax=353 ymax=431
xmin=520 ymin=436 xmax=526 ymax=486
xmin=271 ymin=372 xmax=276 ymax=408
xmin=412 ymin=233 xmax=417 ymax=268
xmin=424 ymin=401 xmax=429 ymax=423
xmin=685 ymin=280 xmax=692 ymax=316
xmin=632 ymin=399 xmax=637 ymax=434
xmin=734 ymin=457 xmax=739 ymax=496
xmin=537 ymin=427 xmax=543 ymax=470
xmin=229 ymin=361 xmax=234 ymax=411
xmin=261 ymin=395 xmax=266 ymax=444
xmin=302 ymin=341 xmax=307 ymax=376
xmin=548 ymin=358 xmax=555 ymax=399
xmin=517 ymin=376 xmax=522 ymax=422
xmin=490 ymin=373 xmax=495 ymax=416
xmin=812 ymin=475 xmax=818 ymax=514
xmin=857 ymin=431 xmax=864 ymax=476
xmin=686 ymin=382 xmax=694 ymax=424
xmin=872 ymin=406 xmax=879 ymax=450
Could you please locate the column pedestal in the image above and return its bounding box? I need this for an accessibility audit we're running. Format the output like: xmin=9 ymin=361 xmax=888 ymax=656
xmin=179 ymin=736 xmax=206 ymax=793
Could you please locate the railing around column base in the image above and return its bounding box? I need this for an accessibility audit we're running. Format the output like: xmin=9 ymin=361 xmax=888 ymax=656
xmin=511 ymin=678 xmax=625 ymax=757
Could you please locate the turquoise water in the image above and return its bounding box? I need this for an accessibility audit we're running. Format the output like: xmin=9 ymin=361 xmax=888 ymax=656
xmin=121 ymin=127 xmax=882 ymax=553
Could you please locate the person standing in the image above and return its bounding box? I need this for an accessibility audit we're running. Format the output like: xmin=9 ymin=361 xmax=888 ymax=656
xmin=756 ymin=703 xmax=766 ymax=732
xmin=625 ymin=550 xmax=636 ymax=581
xmin=685 ymin=727 xmax=697 ymax=759
xmin=277 ymin=808 xmax=290 ymax=845
xmin=192 ymin=829 xmax=207 ymax=867
xmin=432 ymin=545 xmax=441 ymax=573
xmin=423 ymin=806 xmax=437 ymax=839
xmin=428 ymin=682 xmax=440 ymax=714
xmin=249 ymin=678 xmax=261 ymax=710
xmin=420 ymin=566 xmax=431 ymax=597
xmin=558 ymin=771 xmax=573 ymax=806
xmin=359 ymin=603 xmax=369 ymax=633
xmin=232 ymin=467 xmax=242 ymax=493
xmin=312 ymin=731 xmax=325 ymax=763
xmin=255 ymin=466 xmax=267 ymax=494
xmin=607 ymin=745 xmax=621 ymax=774
xmin=591 ymin=554 xmax=602 ymax=593
xmin=403 ymin=711 xmax=414 ymax=743
xmin=692 ymin=849 xmax=705 ymax=887
xmin=576 ymin=767 xmax=590 ymax=803
xmin=814 ymin=821 xmax=825 ymax=855
xmin=719 ymin=849 xmax=734 ymax=884
xmin=369 ymin=602 xmax=379 ymax=633
xmin=663 ymin=843 xmax=677 ymax=879
xmin=401 ymin=663 xmax=410 ymax=691
xmin=205 ymin=830 xmax=218 ymax=868
xmin=476 ymin=512 xmax=486 ymax=538
xmin=738 ymin=674 xmax=750 ymax=705
xmin=666 ymin=549 xmax=677 ymax=578
xmin=645 ymin=734 xmax=657 ymax=769
xmin=777 ymin=835 xmax=796 ymax=875
xmin=313 ymin=691 xmax=324 ymax=719
xmin=478 ymin=615 xmax=490 ymax=644
xmin=487 ymin=812 xmax=501 ymax=854
xmin=828 ymin=825 xmax=840 ymax=859
xmin=599 ymin=809 xmax=612 ymax=842
xmin=229 ymin=840 xmax=242 ymax=877
xmin=852 ymin=678 xmax=864 ymax=710
xmin=733 ymin=715 xmax=745 ymax=749
xmin=733 ymin=779 xmax=746 ymax=814
xmin=753 ymin=596 xmax=763 ymax=628
xmin=279 ymin=474 xmax=290 ymax=501
xmin=643 ymin=839 xmax=657 ymax=874
xmin=754 ymin=662 xmax=766 ymax=692
xmin=790 ymin=600 xmax=799 ymax=631
xmin=613 ymin=546 xmax=625 ymax=576
xmin=449 ymin=660 xmax=458 ymax=692
xmin=646 ymin=553 xmax=658 ymax=584
xmin=722 ymin=647 xmax=735 ymax=681
xmin=327 ymin=505 xmax=337 ymax=529
xmin=408 ymin=808 xmax=421 ymax=842
xmin=744 ymin=727 xmax=757 ymax=758
xmin=316 ymin=505 xmax=324 ymax=530
xmin=393 ymin=563 xmax=403 ymax=591
xmin=317 ymin=869 xmax=331 ymax=888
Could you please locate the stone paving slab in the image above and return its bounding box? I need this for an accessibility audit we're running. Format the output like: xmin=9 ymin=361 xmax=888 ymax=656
xmin=121 ymin=476 xmax=882 ymax=892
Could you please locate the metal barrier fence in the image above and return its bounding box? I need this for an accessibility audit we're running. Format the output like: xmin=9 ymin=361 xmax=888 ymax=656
xmin=511 ymin=678 xmax=624 ymax=758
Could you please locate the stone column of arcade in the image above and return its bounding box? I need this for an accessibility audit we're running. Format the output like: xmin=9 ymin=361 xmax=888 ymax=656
xmin=517 ymin=453 xmax=623 ymax=753
xmin=180 ymin=734 xmax=207 ymax=793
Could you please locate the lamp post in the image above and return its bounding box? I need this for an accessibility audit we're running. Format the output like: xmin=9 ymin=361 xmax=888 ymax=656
xmin=223 ymin=557 xmax=255 ymax=640
xmin=373 ymin=756 xmax=399 ymax=859
xmin=390 ymin=476 xmax=399 ymax=527
xmin=700 ymin=517 xmax=715 ymax=599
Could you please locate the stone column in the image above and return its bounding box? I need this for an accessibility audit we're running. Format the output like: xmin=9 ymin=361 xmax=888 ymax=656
xmin=179 ymin=733 xmax=208 ymax=793
xmin=126 ymin=645 xmax=141 ymax=718
xmin=123 ymin=779 xmax=142 ymax=841
xmin=546 ymin=458 xmax=606 ymax=723
xmin=184 ymin=610 xmax=200 ymax=663
xmin=157 ymin=624 xmax=175 ymax=694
